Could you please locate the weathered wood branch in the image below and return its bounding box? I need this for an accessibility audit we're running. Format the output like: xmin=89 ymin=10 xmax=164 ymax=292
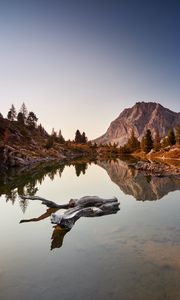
xmin=19 ymin=195 xmax=69 ymax=209
xmin=19 ymin=195 xmax=118 ymax=209
xmin=19 ymin=195 xmax=120 ymax=230
xmin=51 ymin=198 xmax=120 ymax=229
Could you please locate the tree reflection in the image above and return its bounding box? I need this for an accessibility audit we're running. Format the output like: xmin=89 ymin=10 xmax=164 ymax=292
xmin=74 ymin=162 xmax=88 ymax=177
xmin=0 ymin=160 xmax=90 ymax=208
xmin=19 ymin=199 xmax=28 ymax=214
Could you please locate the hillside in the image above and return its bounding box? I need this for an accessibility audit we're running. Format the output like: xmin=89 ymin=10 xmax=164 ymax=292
xmin=0 ymin=116 xmax=96 ymax=167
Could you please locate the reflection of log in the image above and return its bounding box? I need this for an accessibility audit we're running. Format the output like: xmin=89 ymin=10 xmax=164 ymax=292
xmin=19 ymin=195 xmax=120 ymax=250
xmin=51 ymin=225 xmax=69 ymax=250
xmin=20 ymin=207 xmax=59 ymax=223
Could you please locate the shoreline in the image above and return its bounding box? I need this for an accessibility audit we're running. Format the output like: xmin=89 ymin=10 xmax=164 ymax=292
xmin=0 ymin=143 xmax=180 ymax=177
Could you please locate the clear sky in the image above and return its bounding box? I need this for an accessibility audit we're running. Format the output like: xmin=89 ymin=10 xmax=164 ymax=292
xmin=0 ymin=0 xmax=180 ymax=140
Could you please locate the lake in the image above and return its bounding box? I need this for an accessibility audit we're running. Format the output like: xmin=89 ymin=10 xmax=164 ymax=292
xmin=0 ymin=159 xmax=180 ymax=300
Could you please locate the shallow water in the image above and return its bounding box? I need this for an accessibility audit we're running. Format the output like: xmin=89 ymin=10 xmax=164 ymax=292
xmin=0 ymin=159 xmax=180 ymax=300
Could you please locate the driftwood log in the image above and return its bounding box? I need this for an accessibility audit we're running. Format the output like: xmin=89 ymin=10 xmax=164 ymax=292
xmin=20 ymin=195 xmax=120 ymax=229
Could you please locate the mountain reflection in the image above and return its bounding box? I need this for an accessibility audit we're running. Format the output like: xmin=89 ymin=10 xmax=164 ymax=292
xmin=98 ymin=159 xmax=180 ymax=201
xmin=0 ymin=158 xmax=180 ymax=207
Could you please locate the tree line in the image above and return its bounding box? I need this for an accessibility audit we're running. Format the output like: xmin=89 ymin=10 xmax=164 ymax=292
xmin=0 ymin=103 xmax=88 ymax=147
xmin=2 ymin=103 xmax=39 ymax=128
xmin=121 ymin=126 xmax=180 ymax=154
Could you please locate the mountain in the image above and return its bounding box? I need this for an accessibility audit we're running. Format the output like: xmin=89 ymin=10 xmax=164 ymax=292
xmin=93 ymin=102 xmax=180 ymax=146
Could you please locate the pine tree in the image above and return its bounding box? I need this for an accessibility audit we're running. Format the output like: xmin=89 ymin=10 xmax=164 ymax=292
xmin=140 ymin=136 xmax=146 ymax=152
xmin=51 ymin=128 xmax=57 ymax=138
xmin=81 ymin=132 xmax=87 ymax=143
xmin=17 ymin=112 xmax=25 ymax=125
xmin=126 ymin=129 xmax=140 ymax=152
xmin=26 ymin=111 xmax=38 ymax=128
xmin=167 ymin=128 xmax=176 ymax=146
xmin=20 ymin=102 xmax=28 ymax=122
xmin=58 ymin=129 xmax=62 ymax=138
xmin=153 ymin=130 xmax=161 ymax=151
xmin=161 ymin=136 xmax=169 ymax=148
xmin=175 ymin=125 xmax=180 ymax=145
xmin=75 ymin=130 xmax=82 ymax=143
xmin=7 ymin=104 xmax=17 ymax=121
xmin=7 ymin=110 xmax=12 ymax=121
xmin=58 ymin=130 xmax=65 ymax=144
xmin=141 ymin=129 xmax=153 ymax=153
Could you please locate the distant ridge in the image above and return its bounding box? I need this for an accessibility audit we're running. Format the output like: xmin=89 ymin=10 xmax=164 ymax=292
xmin=93 ymin=102 xmax=180 ymax=146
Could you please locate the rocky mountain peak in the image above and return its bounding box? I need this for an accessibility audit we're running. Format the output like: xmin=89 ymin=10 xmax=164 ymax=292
xmin=93 ymin=102 xmax=180 ymax=146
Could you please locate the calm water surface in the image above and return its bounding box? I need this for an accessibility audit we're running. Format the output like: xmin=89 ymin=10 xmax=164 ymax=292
xmin=0 ymin=159 xmax=180 ymax=300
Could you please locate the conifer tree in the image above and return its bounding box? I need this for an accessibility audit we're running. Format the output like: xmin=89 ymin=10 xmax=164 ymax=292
xmin=175 ymin=125 xmax=180 ymax=145
xmin=7 ymin=110 xmax=12 ymax=121
xmin=141 ymin=129 xmax=153 ymax=153
xmin=26 ymin=111 xmax=38 ymax=128
xmin=167 ymin=128 xmax=176 ymax=146
xmin=74 ymin=130 xmax=88 ymax=144
xmin=20 ymin=102 xmax=28 ymax=123
xmin=7 ymin=104 xmax=17 ymax=121
xmin=58 ymin=130 xmax=65 ymax=144
xmin=75 ymin=130 xmax=82 ymax=143
xmin=126 ymin=129 xmax=140 ymax=152
xmin=51 ymin=128 xmax=57 ymax=138
xmin=161 ymin=136 xmax=169 ymax=148
xmin=17 ymin=112 xmax=25 ymax=125
xmin=81 ymin=132 xmax=87 ymax=144
xmin=153 ymin=130 xmax=161 ymax=151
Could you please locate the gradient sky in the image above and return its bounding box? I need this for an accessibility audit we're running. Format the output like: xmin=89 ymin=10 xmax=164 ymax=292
xmin=0 ymin=0 xmax=180 ymax=139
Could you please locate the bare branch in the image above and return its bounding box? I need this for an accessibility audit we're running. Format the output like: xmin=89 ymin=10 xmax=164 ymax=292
xmin=19 ymin=195 xmax=69 ymax=209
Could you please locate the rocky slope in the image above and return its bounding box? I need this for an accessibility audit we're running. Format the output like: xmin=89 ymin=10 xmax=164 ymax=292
xmin=0 ymin=117 xmax=96 ymax=167
xmin=94 ymin=102 xmax=180 ymax=146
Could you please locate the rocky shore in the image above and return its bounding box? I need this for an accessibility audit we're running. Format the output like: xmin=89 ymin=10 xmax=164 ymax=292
xmin=0 ymin=144 xmax=96 ymax=168
xmin=130 ymin=160 xmax=180 ymax=177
